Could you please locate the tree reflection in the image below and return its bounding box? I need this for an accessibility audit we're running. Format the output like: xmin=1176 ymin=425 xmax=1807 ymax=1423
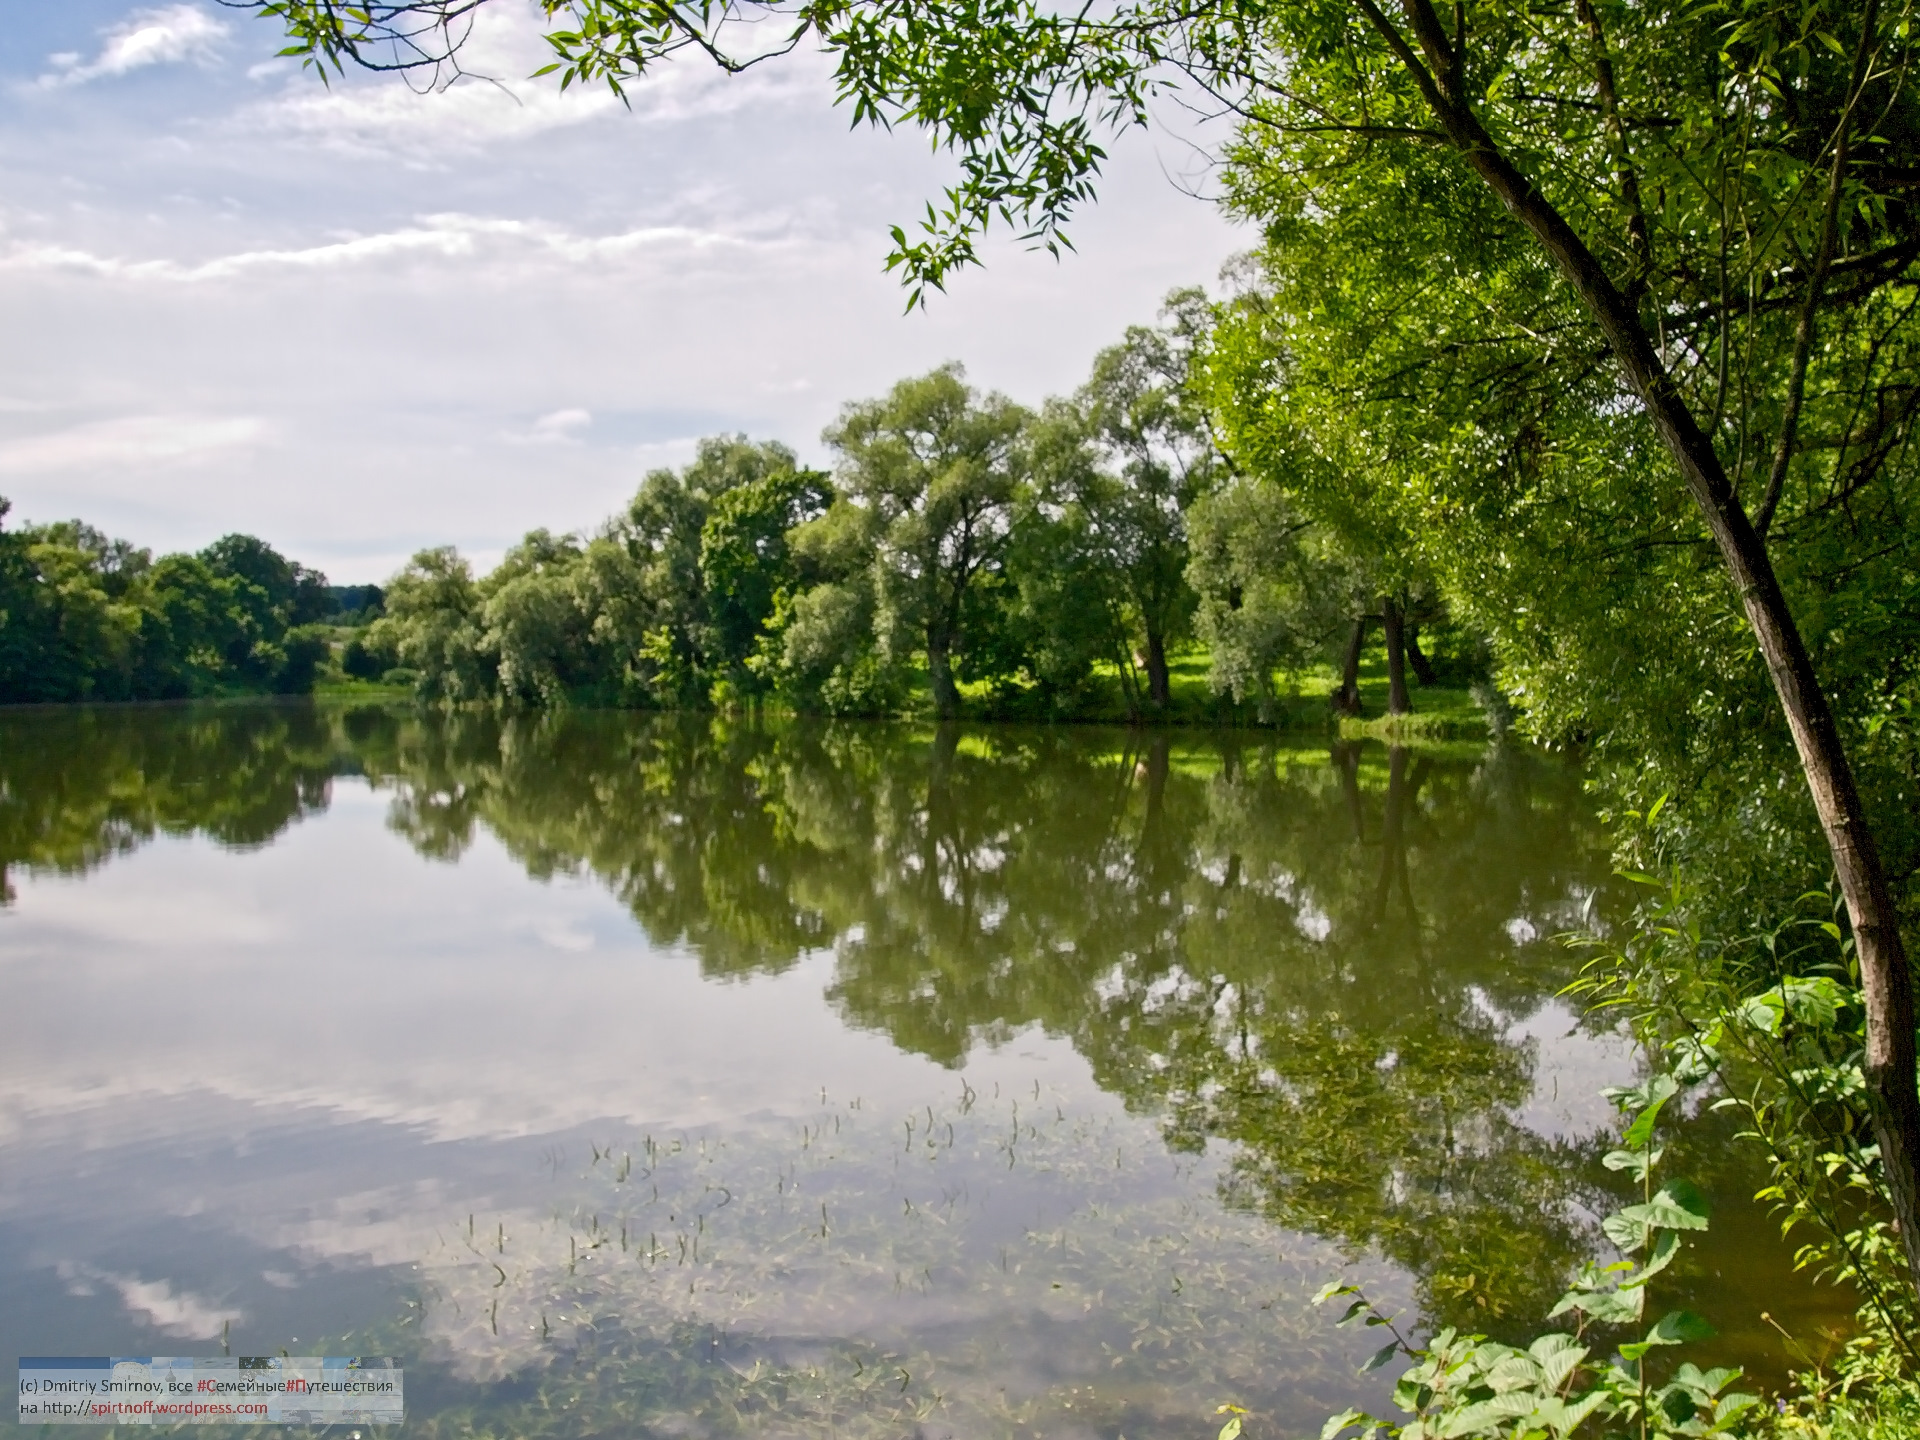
xmin=356 ymin=709 xmax=1612 ymax=1330
xmin=0 ymin=702 xmax=341 ymax=901
xmin=0 ymin=703 xmax=1613 ymax=1332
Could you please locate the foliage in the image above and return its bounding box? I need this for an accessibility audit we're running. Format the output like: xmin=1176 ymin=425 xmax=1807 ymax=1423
xmin=0 ymin=499 xmax=343 ymax=701
xmin=1571 ymin=851 xmax=1920 ymax=1386
xmin=1014 ymin=290 xmax=1226 ymax=714
xmin=1310 ymin=1070 xmax=1761 ymax=1440
xmin=336 ymin=337 xmax=1427 ymax=721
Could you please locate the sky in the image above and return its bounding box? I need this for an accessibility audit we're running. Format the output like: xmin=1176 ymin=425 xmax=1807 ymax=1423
xmin=0 ymin=3 xmax=1245 ymax=583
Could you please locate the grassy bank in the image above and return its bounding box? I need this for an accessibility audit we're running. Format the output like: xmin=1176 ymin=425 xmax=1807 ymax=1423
xmin=959 ymin=639 xmax=1491 ymax=735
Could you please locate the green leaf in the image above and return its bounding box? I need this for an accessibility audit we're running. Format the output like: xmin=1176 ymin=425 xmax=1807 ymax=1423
xmin=1436 ymin=1394 xmax=1542 ymax=1437
xmin=1532 ymin=1391 xmax=1611 ymax=1438
xmin=1362 ymin=1341 xmax=1400 ymax=1374
xmin=1550 ymin=1284 xmax=1642 ymax=1326
xmin=1601 ymin=1146 xmax=1660 ymax=1180
xmin=1604 ymin=1182 xmax=1709 ymax=1249
xmin=1714 ymin=1392 xmax=1762 ymax=1425
xmin=1623 ymin=1230 xmax=1681 ymax=1288
xmin=1527 ymin=1334 xmax=1588 ymax=1392
xmin=1656 ymin=1178 xmax=1711 ymax=1225
xmin=1647 ymin=1309 xmax=1716 ymax=1345
xmin=1321 ymin=1407 xmax=1365 ymax=1440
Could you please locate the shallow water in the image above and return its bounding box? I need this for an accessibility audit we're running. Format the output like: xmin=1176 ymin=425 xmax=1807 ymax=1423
xmin=0 ymin=704 xmax=1852 ymax=1435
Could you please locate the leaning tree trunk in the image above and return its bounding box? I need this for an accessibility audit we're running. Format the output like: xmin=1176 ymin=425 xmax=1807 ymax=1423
xmin=1144 ymin=628 xmax=1172 ymax=711
xmin=1368 ymin=0 xmax=1920 ymax=1296
xmin=1380 ymin=598 xmax=1413 ymax=715
xmin=1405 ymin=623 xmax=1439 ymax=686
xmin=1333 ymin=616 xmax=1367 ymax=715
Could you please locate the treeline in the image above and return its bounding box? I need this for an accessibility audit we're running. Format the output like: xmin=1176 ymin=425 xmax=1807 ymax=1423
xmin=0 ymin=508 xmax=370 ymax=703
xmin=350 ymin=298 xmax=1472 ymax=720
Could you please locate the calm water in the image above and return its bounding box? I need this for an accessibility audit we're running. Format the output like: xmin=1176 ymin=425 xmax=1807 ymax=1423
xmin=0 ymin=703 xmax=1850 ymax=1436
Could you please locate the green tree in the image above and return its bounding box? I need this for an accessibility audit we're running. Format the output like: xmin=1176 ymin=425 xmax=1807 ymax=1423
xmin=479 ymin=529 xmax=595 ymax=704
xmin=698 ymin=461 xmax=834 ymax=701
xmin=761 ymin=498 xmax=903 ymax=715
xmin=824 ymin=366 xmax=1028 ymax=718
xmin=619 ymin=436 xmax=810 ymax=705
xmin=383 ymin=546 xmax=489 ymax=700
xmin=1076 ymin=289 xmax=1221 ymax=709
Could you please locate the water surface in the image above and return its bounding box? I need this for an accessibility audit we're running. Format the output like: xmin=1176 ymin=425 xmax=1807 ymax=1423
xmin=0 ymin=704 xmax=1848 ymax=1435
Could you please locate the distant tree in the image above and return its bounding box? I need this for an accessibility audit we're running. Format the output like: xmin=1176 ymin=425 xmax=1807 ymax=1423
xmin=619 ymin=436 xmax=811 ymax=705
xmin=1184 ymin=478 xmax=1341 ymax=722
xmin=698 ymin=463 xmax=834 ymax=701
xmin=825 ymin=366 xmax=1027 ymax=718
xmin=479 ymin=530 xmax=594 ymax=704
xmin=761 ymin=499 xmax=902 ymax=716
xmin=383 ymin=547 xmax=488 ymax=700
xmin=329 ymin=584 xmax=386 ymax=623
xmin=1076 ymin=290 xmax=1223 ymax=709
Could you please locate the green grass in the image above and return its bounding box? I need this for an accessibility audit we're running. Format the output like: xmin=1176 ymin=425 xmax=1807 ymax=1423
xmin=956 ymin=638 xmax=1491 ymax=738
xmin=313 ymin=677 xmax=415 ymax=699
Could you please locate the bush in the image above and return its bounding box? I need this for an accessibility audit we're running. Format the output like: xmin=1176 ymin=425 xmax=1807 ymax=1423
xmin=273 ymin=625 xmax=330 ymax=694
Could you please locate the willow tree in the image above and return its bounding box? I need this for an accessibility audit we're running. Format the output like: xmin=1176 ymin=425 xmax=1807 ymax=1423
xmin=243 ymin=0 xmax=1920 ymax=1292
xmin=824 ymin=366 xmax=1027 ymax=718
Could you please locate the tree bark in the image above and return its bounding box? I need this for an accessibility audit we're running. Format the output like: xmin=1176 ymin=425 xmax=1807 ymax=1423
xmin=1333 ymin=616 xmax=1367 ymax=714
xmin=1145 ymin=627 xmax=1172 ymax=710
xmin=1381 ymin=597 xmax=1413 ymax=715
xmin=927 ymin=634 xmax=960 ymax=720
xmin=1362 ymin=0 xmax=1920 ymax=1295
xmin=1406 ymin=623 xmax=1439 ymax=686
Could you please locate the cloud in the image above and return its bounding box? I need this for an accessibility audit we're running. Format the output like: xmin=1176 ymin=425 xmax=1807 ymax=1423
xmin=38 ymin=5 xmax=228 ymax=88
xmin=506 ymin=408 xmax=593 ymax=445
xmin=250 ymin=74 xmax=621 ymax=159
xmin=0 ymin=214 xmax=763 ymax=284
xmin=60 ymin=1266 xmax=245 ymax=1341
xmin=0 ymin=415 xmax=268 ymax=477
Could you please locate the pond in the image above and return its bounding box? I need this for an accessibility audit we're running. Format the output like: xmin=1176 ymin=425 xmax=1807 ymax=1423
xmin=0 ymin=703 xmax=1852 ymax=1436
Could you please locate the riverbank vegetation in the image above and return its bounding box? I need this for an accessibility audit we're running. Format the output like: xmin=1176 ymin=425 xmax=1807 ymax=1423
xmin=0 ymin=510 xmax=375 ymax=703
xmin=335 ymin=316 xmax=1485 ymax=729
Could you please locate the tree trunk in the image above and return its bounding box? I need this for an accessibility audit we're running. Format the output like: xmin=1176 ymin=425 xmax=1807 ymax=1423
xmin=1333 ymin=616 xmax=1367 ymax=715
xmin=1145 ymin=628 xmax=1172 ymax=710
xmin=927 ymin=636 xmax=960 ymax=720
xmin=1381 ymin=597 xmax=1413 ymax=715
xmin=1406 ymin=623 xmax=1438 ymax=686
xmin=1371 ymin=0 xmax=1920 ymax=1295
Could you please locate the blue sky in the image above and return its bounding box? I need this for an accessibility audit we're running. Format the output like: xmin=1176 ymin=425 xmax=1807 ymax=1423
xmin=0 ymin=3 xmax=1242 ymax=581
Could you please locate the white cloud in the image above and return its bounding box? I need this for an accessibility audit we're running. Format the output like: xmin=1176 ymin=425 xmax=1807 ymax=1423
xmin=59 ymin=1267 xmax=245 ymax=1340
xmin=0 ymin=415 xmax=268 ymax=477
xmin=250 ymin=74 xmax=621 ymax=159
xmin=0 ymin=214 xmax=761 ymax=284
xmin=508 ymin=407 xmax=593 ymax=445
xmin=38 ymin=5 xmax=228 ymax=88
xmin=0 ymin=6 xmax=1244 ymax=578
